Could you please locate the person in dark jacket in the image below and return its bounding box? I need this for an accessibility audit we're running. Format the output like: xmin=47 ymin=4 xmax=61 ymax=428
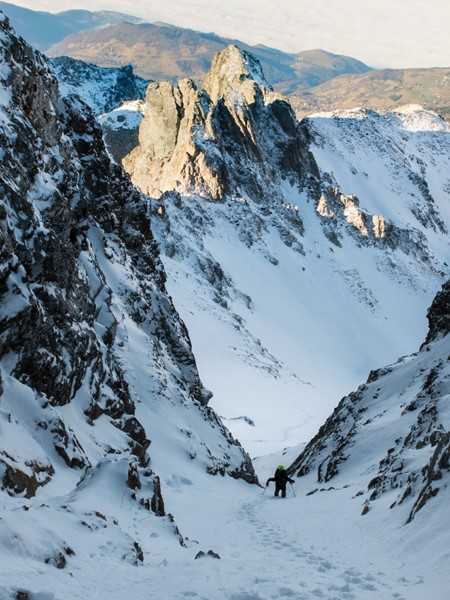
xmin=265 ymin=465 xmax=294 ymax=498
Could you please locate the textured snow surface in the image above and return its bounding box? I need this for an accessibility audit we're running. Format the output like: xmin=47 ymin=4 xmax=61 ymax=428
xmin=2 ymin=445 xmax=449 ymax=599
xmin=154 ymin=166 xmax=448 ymax=457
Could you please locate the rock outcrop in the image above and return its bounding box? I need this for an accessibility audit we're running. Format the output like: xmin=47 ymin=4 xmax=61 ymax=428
xmin=289 ymin=281 xmax=450 ymax=524
xmin=0 ymin=9 xmax=255 ymax=560
xmin=424 ymin=280 xmax=450 ymax=344
xmin=51 ymin=56 xmax=148 ymax=115
xmin=124 ymin=45 xmax=319 ymax=201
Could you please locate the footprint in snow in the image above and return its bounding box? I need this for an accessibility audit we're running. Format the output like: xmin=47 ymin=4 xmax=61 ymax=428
xmin=277 ymin=587 xmax=297 ymax=597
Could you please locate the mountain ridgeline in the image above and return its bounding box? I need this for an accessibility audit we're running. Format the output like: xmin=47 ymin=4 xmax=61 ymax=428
xmin=0 ymin=13 xmax=256 ymax=590
xmin=51 ymin=56 xmax=148 ymax=115
xmin=0 ymin=1 xmax=144 ymax=50
xmin=45 ymin=20 xmax=371 ymax=96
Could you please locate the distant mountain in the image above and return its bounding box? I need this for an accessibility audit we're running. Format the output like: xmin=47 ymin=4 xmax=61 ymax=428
xmin=283 ymin=48 xmax=371 ymax=92
xmin=0 ymin=1 xmax=144 ymax=50
xmin=3 ymin=2 xmax=450 ymax=122
xmin=292 ymin=67 xmax=450 ymax=121
xmin=44 ymin=20 xmax=450 ymax=122
xmin=46 ymin=21 xmax=370 ymax=94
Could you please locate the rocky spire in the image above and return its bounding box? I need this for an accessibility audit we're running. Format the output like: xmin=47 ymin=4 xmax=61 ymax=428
xmin=124 ymin=44 xmax=319 ymax=201
xmin=203 ymin=44 xmax=272 ymax=103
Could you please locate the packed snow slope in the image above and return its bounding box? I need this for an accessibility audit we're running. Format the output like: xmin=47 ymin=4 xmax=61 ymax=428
xmin=124 ymin=45 xmax=450 ymax=456
xmin=0 ymin=14 xmax=256 ymax=598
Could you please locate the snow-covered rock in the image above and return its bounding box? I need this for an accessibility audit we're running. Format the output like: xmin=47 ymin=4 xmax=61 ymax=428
xmin=305 ymin=105 xmax=450 ymax=244
xmin=124 ymin=45 xmax=450 ymax=456
xmin=50 ymin=56 xmax=148 ymax=163
xmin=289 ymin=280 xmax=450 ymax=526
xmin=98 ymin=99 xmax=146 ymax=163
xmin=0 ymin=15 xmax=255 ymax=598
xmin=50 ymin=56 xmax=148 ymax=115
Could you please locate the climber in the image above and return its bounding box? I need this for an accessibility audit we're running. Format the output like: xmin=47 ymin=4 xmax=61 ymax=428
xmin=265 ymin=465 xmax=295 ymax=498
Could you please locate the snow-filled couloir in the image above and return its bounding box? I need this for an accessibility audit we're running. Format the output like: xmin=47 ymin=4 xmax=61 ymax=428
xmin=123 ymin=45 xmax=450 ymax=456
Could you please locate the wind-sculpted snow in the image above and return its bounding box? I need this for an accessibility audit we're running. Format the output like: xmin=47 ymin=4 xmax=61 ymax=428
xmin=289 ymin=281 xmax=450 ymax=525
xmin=0 ymin=15 xmax=256 ymax=597
xmin=125 ymin=45 xmax=449 ymax=455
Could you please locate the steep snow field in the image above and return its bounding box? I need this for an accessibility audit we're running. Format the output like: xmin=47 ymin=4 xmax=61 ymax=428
xmin=155 ymin=184 xmax=447 ymax=457
xmin=307 ymin=106 xmax=450 ymax=247
xmin=141 ymin=98 xmax=450 ymax=458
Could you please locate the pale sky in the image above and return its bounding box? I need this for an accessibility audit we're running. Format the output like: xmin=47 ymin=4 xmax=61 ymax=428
xmin=10 ymin=0 xmax=450 ymax=68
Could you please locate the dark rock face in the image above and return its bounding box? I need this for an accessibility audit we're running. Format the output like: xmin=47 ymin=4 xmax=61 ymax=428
xmin=150 ymin=475 xmax=165 ymax=516
xmin=289 ymin=282 xmax=450 ymax=524
xmin=1 ymin=461 xmax=54 ymax=498
xmin=0 ymin=21 xmax=157 ymax=464
xmin=424 ymin=281 xmax=450 ymax=344
xmin=0 ymin=14 xmax=256 ymax=503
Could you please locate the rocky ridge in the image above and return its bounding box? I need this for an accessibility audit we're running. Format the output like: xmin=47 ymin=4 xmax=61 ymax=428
xmin=51 ymin=56 xmax=148 ymax=115
xmin=52 ymin=56 xmax=149 ymax=163
xmin=0 ymin=13 xmax=255 ymax=588
xmin=289 ymin=281 xmax=450 ymax=524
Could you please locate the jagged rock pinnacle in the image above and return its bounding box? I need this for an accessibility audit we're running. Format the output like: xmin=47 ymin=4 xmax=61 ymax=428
xmin=203 ymin=44 xmax=272 ymax=102
xmin=124 ymin=44 xmax=317 ymax=200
